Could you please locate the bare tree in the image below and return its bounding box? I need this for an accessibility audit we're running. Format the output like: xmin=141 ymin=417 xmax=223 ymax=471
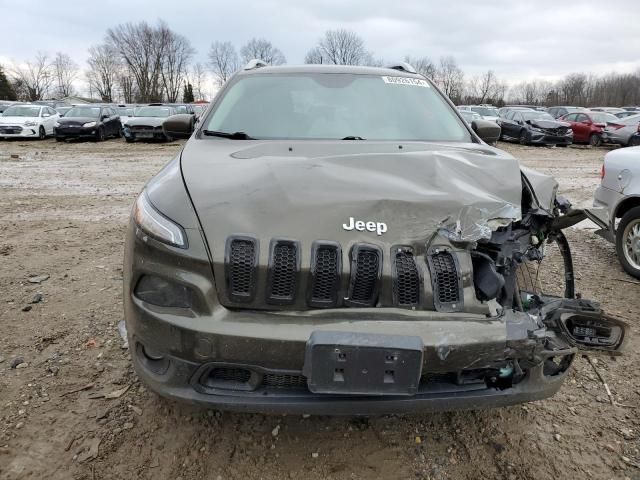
xmin=405 ymin=56 xmax=437 ymax=79
xmin=305 ymin=29 xmax=372 ymax=66
xmin=10 ymin=52 xmax=54 ymax=101
xmin=52 ymin=52 xmax=77 ymax=98
xmin=118 ymin=67 xmax=136 ymax=103
xmin=435 ymin=56 xmax=464 ymax=101
xmin=190 ymin=63 xmax=207 ymax=100
xmin=86 ymin=44 xmax=120 ymax=102
xmin=159 ymin=24 xmax=194 ymax=102
xmin=240 ymin=38 xmax=286 ymax=65
xmin=208 ymin=41 xmax=239 ymax=86
xmin=107 ymin=21 xmax=166 ymax=102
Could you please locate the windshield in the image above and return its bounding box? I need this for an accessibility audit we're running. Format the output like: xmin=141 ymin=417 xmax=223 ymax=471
xmin=65 ymin=107 xmax=101 ymax=118
xmin=204 ymin=73 xmax=471 ymax=142
xmin=2 ymin=105 xmax=41 ymax=117
xmin=173 ymin=105 xmax=188 ymax=114
xmin=521 ymin=111 xmax=555 ymax=121
xmin=590 ymin=113 xmax=619 ymax=124
xmin=117 ymin=107 xmax=134 ymax=116
xmin=621 ymin=114 xmax=640 ymax=125
xmin=135 ymin=106 xmax=173 ymax=118
xmin=470 ymin=107 xmax=499 ymax=117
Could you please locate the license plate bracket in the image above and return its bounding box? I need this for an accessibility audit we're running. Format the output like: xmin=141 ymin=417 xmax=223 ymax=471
xmin=303 ymin=331 xmax=423 ymax=396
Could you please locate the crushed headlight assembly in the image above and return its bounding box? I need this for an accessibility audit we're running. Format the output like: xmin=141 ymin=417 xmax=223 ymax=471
xmin=133 ymin=191 xmax=187 ymax=248
xmin=82 ymin=121 xmax=97 ymax=128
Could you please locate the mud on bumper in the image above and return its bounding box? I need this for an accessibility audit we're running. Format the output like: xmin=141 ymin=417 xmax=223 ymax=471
xmin=127 ymin=301 xmax=574 ymax=415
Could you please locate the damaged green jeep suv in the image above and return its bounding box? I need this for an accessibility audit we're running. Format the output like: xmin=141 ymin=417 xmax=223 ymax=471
xmin=123 ymin=61 xmax=627 ymax=414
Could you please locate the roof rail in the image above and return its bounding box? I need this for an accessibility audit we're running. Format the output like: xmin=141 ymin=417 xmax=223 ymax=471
xmin=243 ymin=59 xmax=269 ymax=70
xmin=385 ymin=62 xmax=417 ymax=74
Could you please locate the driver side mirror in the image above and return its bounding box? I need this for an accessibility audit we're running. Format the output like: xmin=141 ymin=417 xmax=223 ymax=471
xmin=472 ymin=119 xmax=501 ymax=145
xmin=101 ymin=115 xmax=109 ymax=121
xmin=163 ymin=114 xmax=194 ymax=139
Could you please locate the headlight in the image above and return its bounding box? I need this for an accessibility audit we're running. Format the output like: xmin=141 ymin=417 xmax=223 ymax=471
xmin=24 ymin=121 xmax=37 ymax=127
xmin=82 ymin=121 xmax=96 ymax=128
xmin=54 ymin=121 xmax=60 ymax=127
xmin=133 ymin=191 xmax=187 ymax=248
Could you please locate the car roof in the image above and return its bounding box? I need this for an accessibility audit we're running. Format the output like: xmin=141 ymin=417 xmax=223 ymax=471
xmin=235 ymin=64 xmax=424 ymax=78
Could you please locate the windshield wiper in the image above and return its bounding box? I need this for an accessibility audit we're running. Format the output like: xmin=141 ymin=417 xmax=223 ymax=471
xmin=203 ymin=130 xmax=255 ymax=140
xmin=341 ymin=136 xmax=365 ymax=140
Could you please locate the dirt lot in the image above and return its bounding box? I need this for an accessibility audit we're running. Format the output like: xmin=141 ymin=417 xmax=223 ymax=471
xmin=0 ymin=139 xmax=638 ymax=480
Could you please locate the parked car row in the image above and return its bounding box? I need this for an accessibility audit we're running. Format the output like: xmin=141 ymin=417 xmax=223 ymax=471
xmin=0 ymin=101 xmax=209 ymax=142
xmin=457 ymin=103 xmax=640 ymax=148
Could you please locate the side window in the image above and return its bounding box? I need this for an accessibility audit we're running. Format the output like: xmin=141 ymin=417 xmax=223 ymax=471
xmin=575 ymin=114 xmax=587 ymax=123
xmin=564 ymin=113 xmax=576 ymax=121
xmin=548 ymin=108 xmax=557 ymax=117
xmin=505 ymin=110 xmax=515 ymax=120
xmin=49 ymin=108 xmax=56 ymax=116
xmin=513 ymin=112 xmax=523 ymax=123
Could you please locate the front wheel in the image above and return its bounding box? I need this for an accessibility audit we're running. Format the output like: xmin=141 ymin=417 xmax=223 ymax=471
xmin=616 ymin=206 xmax=640 ymax=279
xmin=518 ymin=130 xmax=528 ymax=145
xmin=38 ymin=126 xmax=46 ymax=140
xmin=95 ymin=127 xmax=105 ymax=142
xmin=589 ymin=133 xmax=602 ymax=147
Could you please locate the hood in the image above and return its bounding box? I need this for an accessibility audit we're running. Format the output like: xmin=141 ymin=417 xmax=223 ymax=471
xmin=126 ymin=117 xmax=165 ymax=127
xmin=0 ymin=116 xmax=37 ymax=125
xmin=181 ymin=140 xmax=525 ymax=250
xmin=527 ymin=119 xmax=569 ymax=129
xmin=59 ymin=116 xmax=98 ymax=125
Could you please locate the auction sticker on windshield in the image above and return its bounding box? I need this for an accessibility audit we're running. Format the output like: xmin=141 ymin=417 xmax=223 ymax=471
xmin=381 ymin=76 xmax=430 ymax=87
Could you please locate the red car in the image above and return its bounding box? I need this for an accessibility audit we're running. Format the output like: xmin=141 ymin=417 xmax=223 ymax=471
xmin=559 ymin=111 xmax=623 ymax=146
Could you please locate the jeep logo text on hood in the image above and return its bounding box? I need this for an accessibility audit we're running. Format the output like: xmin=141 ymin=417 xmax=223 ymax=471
xmin=343 ymin=217 xmax=388 ymax=235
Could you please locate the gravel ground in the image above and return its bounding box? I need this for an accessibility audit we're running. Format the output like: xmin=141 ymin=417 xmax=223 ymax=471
xmin=0 ymin=138 xmax=638 ymax=480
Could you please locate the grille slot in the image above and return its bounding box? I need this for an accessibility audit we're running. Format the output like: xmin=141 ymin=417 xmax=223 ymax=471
xmin=225 ymin=237 xmax=258 ymax=302
xmin=393 ymin=249 xmax=420 ymax=307
xmin=262 ymin=373 xmax=308 ymax=390
xmin=346 ymin=245 xmax=382 ymax=307
xmin=428 ymin=250 xmax=462 ymax=311
xmin=267 ymin=240 xmax=299 ymax=304
xmin=308 ymin=242 xmax=341 ymax=308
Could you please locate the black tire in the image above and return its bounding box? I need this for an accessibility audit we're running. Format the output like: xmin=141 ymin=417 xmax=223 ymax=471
xmin=38 ymin=126 xmax=46 ymax=140
xmin=615 ymin=206 xmax=640 ymax=279
xmin=557 ymin=143 xmax=568 ymax=148
xmin=589 ymin=133 xmax=602 ymax=147
xmin=518 ymin=130 xmax=528 ymax=145
xmin=125 ymin=136 xmax=135 ymax=143
xmin=628 ymin=136 xmax=640 ymax=147
xmin=96 ymin=127 xmax=105 ymax=142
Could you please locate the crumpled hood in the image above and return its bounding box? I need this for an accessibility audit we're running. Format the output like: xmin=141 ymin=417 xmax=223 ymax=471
xmin=180 ymin=140 xmax=528 ymax=250
xmin=528 ymin=119 xmax=569 ymax=129
xmin=126 ymin=117 xmax=165 ymax=127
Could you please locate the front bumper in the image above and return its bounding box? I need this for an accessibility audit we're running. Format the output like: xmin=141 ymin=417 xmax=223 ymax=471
xmin=529 ymin=131 xmax=573 ymax=145
xmin=55 ymin=126 xmax=97 ymax=138
xmin=123 ymin=125 xmax=166 ymax=140
xmin=124 ymin=222 xmax=573 ymax=414
xmin=0 ymin=125 xmax=39 ymax=137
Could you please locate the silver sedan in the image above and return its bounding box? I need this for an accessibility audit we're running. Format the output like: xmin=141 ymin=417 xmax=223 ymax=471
xmin=604 ymin=114 xmax=640 ymax=146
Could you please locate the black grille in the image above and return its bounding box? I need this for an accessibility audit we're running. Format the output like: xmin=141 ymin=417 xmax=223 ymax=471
xmin=346 ymin=245 xmax=382 ymax=307
xmin=309 ymin=243 xmax=341 ymax=307
xmin=429 ymin=251 xmax=461 ymax=309
xmin=393 ymin=249 xmax=420 ymax=307
xmin=267 ymin=240 xmax=299 ymax=304
xmin=262 ymin=373 xmax=307 ymax=389
xmin=209 ymin=367 xmax=252 ymax=383
xmin=226 ymin=237 xmax=258 ymax=302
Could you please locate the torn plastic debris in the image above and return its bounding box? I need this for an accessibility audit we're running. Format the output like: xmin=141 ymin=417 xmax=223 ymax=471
xmin=438 ymin=203 xmax=522 ymax=243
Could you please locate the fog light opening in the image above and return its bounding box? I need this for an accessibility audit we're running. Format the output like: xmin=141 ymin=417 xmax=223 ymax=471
xmin=136 ymin=342 xmax=170 ymax=375
xmin=543 ymin=354 xmax=574 ymax=377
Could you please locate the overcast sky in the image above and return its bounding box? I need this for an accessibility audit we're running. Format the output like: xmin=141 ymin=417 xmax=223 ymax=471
xmin=2 ymin=0 xmax=639 ymax=91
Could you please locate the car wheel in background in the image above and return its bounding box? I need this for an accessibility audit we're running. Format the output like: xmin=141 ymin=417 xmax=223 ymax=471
xmin=38 ymin=126 xmax=46 ymax=140
xmin=589 ymin=133 xmax=602 ymax=147
xmin=125 ymin=136 xmax=135 ymax=143
xmin=629 ymin=136 xmax=640 ymax=147
xmin=518 ymin=130 xmax=528 ymax=145
xmin=96 ymin=127 xmax=105 ymax=142
xmin=616 ymin=206 xmax=640 ymax=279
